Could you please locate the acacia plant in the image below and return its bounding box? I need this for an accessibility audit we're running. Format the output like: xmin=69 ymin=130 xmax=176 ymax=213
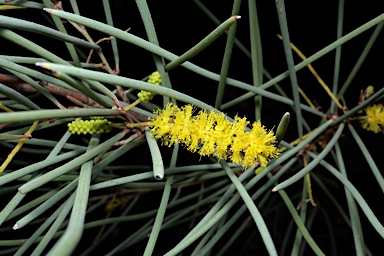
xmin=0 ymin=1 xmax=383 ymax=255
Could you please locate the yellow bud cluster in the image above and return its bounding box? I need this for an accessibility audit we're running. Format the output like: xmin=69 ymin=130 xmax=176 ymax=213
xmin=137 ymin=71 xmax=162 ymax=102
xmin=68 ymin=119 xmax=112 ymax=135
xmin=149 ymin=103 xmax=279 ymax=168
xmin=137 ymin=91 xmax=156 ymax=103
xmin=147 ymin=71 xmax=162 ymax=85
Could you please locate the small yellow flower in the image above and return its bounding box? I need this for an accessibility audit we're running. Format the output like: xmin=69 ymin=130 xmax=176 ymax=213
xmin=360 ymin=103 xmax=384 ymax=133
xmin=149 ymin=103 xmax=279 ymax=168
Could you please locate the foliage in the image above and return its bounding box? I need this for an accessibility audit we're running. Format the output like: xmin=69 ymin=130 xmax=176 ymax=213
xmin=0 ymin=1 xmax=383 ymax=255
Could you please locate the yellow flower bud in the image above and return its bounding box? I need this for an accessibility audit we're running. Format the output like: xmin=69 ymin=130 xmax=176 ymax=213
xmin=68 ymin=119 xmax=112 ymax=135
xmin=138 ymin=71 xmax=162 ymax=103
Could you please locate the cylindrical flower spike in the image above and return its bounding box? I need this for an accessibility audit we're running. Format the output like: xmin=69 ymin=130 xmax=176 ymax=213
xmin=360 ymin=103 xmax=384 ymax=133
xmin=68 ymin=119 xmax=112 ymax=135
xmin=149 ymin=103 xmax=279 ymax=168
xmin=137 ymin=71 xmax=162 ymax=102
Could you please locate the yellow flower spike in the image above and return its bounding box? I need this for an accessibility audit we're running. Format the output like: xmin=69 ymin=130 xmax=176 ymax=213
xmin=211 ymin=113 xmax=233 ymax=159
xmin=150 ymin=103 xmax=178 ymax=144
xmin=197 ymin=110 xmax=218 ymax=156
xmin=149 ymin=103 xmax=279 ymax=168
xmin=188 ymin=109 xmax=209 ymax=153
xmin=171 ymin=104 xmax=194 ymax=146
xmin=230 ymin=116 xmax=250 ymax=164
xmin=360 ymin=103 xmax=384 ymax=133
xmin=243 ymin=121 xmax=279 ymax=167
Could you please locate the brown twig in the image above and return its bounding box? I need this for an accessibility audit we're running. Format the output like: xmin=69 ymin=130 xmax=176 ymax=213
xmin=0 ymin=74 xmax=151 ymax=123
xmin=0 ymin=74 xmax=98 ymax=106
xmin=86 ymin=28 xmax=131 ymax=73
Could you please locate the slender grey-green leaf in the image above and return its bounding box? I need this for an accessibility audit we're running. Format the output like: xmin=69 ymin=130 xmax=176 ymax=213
xmin=248 ymin=0 xmax=263 ymax=120
xmin=338 ymin=21 xmax=384 ymax=96
xmin=335 ymin=142 xmax=365 ymax=255
xmin=35 ymin=62 xmax=323 ymax=117
xmin=0 ymin=108 xmax=120 ymax=124
xmin=0 ymin=82 xmax=40 ymax=110
xmin=275 ymin=0 xmax=302 ymax=136
xmin=221 ymin=160 xmax=277 ymax=255
xmin=348 ymin=124 xmax=384 ymax=194
xmin=145 ymin=127 xmax=164 ymax=180
xmin=135 ymin=0 xmax=172 ymax=105
xmin=330 ymin=0 xmax=344 ymax=112
xmin=275 ymin=176 xmax=326 ymax=256
xmin=102 ymin=0 xmax=120 ymax=70
xmin=4 ymin=67 xmax=63 ymax=109
xmin=0 ymin=192 xmax=25 ymax=226
xmin=34 ymin=194 xmax=75 ymax=256
xmin=48 ymin=135 xmax=99 ymax=256
xmin=143 ymin=176 xmax=173 ymax=256
xmin=0 ymin=15 xmax=99 ymax=50
xmin=165 ymin=16 xmax=240 ymax=71
xmin=18 ymin=130 xmax=127 ymax=193
xmin=13 ymin=202 xmax=64 ymax=256
xmin=273 ymin=123 xmax=345 ymax=191
xmin=42 ymin=0 xmax=81 ymax=66
xmin=214 ymin=0 xmax=241 ymax=109
xmin=309 ymin=151 xmax=384 ymax=238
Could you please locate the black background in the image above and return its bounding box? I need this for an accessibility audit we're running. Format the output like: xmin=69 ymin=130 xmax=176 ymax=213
xmin=1 ymin=1 xmax=384 ymax=255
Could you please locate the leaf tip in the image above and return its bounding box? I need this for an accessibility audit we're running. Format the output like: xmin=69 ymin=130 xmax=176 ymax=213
xmin=35 ymin=62 xmax=50 ymax=69
xmin=43 ymin=8 xmax=54 ymax=14
xmin=155 ymin=174 xmax=164 ymax=180
xmin=52 ymin=70 xmax=60 ymax=77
